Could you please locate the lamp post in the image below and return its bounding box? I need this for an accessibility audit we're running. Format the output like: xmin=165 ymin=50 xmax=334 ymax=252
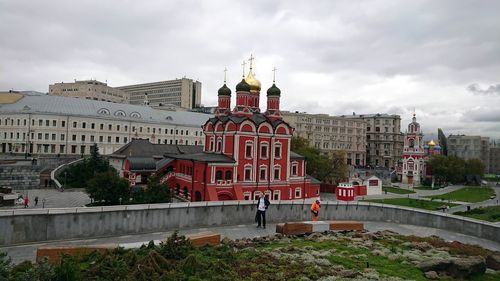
xmin=64 ymin=170 xmax=67 ymax=190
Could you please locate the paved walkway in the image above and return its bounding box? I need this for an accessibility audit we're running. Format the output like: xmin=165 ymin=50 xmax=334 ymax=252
xmin=3 ymin=189 xmax=91 ymax=209
xmin=2 ymin=221 xmax=499 ymax=264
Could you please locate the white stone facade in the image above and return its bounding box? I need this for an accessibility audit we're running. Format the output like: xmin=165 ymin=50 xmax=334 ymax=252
xmin=0 ymin=93 xmax=208 ymax=156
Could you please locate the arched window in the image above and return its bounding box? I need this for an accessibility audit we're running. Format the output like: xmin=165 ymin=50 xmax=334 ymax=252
xmin=130 ymin=112 xmax=141 ymax=118
xmin=183 ymin=186 xmax=189 ymax=198
xmin=215 ymin=171 xmax=223 ymax=180
xmin=225 ymin=170 xmax=232 ymax=180
xmin=217 ymin=138 xmax=222 ymax=152
xmin=114 ymin=110 xmax=126 ymax=117
xmin=409 ymin=139 xmax=415 ymax=148
xmin=97 ymin=108 xmax=110 ymax=115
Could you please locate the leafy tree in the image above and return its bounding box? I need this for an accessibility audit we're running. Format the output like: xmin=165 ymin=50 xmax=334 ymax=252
xmin=144 ymin=176 xmax=172 ymax=203
xmin=86 ymin=170 xmax=130 ymax=205
xmin=429 ymin=155 xmax=484 ymax=184
xmin=291 ymin=137 xmax=347 ymax=183
xmin=465 ymin=159 xmax=485 ymax=177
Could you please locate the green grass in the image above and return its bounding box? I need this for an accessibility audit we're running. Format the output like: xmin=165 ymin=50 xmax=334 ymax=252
xmin=454 ymin=206 xmax=500 ymax=222
xmin=365 ymin=198 xmax=459 ymax=211
xmin=427 ymin=187 xmax=495 ymax=203
xmin=413 ymin=185 xmax=435 ymax=190
xmin=382 ymin=186 xmax=415 ymax=194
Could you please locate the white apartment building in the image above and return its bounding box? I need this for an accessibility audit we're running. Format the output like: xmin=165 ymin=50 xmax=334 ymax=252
xmin=281 ymin=111 xmax=367 ymax=166
xmin=49 ymin=80 xmax=129 ymax=103
xmin=0 ymin=92 xmax=208 ymax=156
xmin=117 ymin=78 xmax=202 ymax=110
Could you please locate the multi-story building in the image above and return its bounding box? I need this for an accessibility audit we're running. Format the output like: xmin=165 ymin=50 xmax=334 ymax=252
xmin=0 ymin=91 xmax=208 ymax=156
xmin=489 ymin=142 xmax=500 ymax=174
xmin=49 ymin=80 xmax=129 ymax=103
xmin=349 ymin=113 xmax=403 ymax=169
xmin=448 ymin=135 xmax=490 ymax=172
xmin=281 ymin=111 xmax=367 ymax=166
xmin=117 ymin=78 xmax=202 ymax=110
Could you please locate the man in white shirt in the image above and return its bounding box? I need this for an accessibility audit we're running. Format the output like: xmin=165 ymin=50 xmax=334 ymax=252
xmin=256 ymin=195 xmax=270 ymax=229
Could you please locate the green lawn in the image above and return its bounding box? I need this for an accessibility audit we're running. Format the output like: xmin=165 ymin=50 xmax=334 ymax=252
xmin=382 ymin=187 xmax=415 ymax=194
xmin=365 ymin=198 xmax=459 ymax=211
xmin=454 ymin=206 xmax=500 ymax=222
xmin=413 ymin=185 xmax=435 ymax=190
xmin=426 ymin=187 xmax=495 ymax=203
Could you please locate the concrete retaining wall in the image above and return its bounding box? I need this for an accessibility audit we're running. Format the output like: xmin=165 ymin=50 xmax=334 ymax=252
xmin=0 ymin=201 xmax=499 ymax=246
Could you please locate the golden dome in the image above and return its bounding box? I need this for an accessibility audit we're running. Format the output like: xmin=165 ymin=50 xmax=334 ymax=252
xmin=428 ymin=139 xmax=436 ymax=146
xmin=245 ymin=70 xmax=261 ymax=92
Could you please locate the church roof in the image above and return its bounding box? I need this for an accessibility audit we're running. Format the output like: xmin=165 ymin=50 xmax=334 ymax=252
xmin=127 ymin=157 xmax=157 ymax=172
xmin=110 ymin=138 xmax=203 ymax=159
xmin=164 ymin=152 xmax=236 ymax=163
xmin=206 ymin=112 xmax=289 ymax=128
xmin=290 ymin=151 xmax=306 ymax=160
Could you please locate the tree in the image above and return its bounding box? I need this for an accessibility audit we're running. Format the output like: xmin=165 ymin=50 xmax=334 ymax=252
xmin=61 ymin=143 xmax=112 ymax=189
xmin=428 ymin=155 xmax=483 ymax=185
xmin=144 ymin=176 xmax=172 ymax=203
xmin=291 ymin=137 xmax=346 ymax=183
xmin=86 ymin=170 xmax=130 ymax=205
xmin=465 ymin=159 xmax=485 ymax=177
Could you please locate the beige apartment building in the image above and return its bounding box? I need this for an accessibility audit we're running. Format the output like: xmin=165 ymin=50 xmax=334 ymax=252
xmin=448 ymin=135 xmax=490 ymax=172
xmin=0 ymin=92 xmax=208 ymax=156
xmin=281 ymin=111 xmax=367 ymax=166
xmin=349 ymin=113 xmax=403 ymax=168
xmin=117 ymin=78 xmax=202 ymax=110
xmin=49 ymin=80 xmax=129 ymax=103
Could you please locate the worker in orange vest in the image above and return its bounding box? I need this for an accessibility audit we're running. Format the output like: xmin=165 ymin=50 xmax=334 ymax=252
xmin=310 ymin=199 xmax=321 ymax=221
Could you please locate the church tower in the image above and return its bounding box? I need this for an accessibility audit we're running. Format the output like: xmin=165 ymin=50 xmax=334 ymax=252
xmin=265 ymin=67 xmax=282 ymax=121
xmin=215 ymin=68 xmax=231 ymax=117
xmin=245 ymin=54 xmax=261 ymax=113
xmin=232 ymin=61 xmax=252 ymax=116
xmin=401 ymin=113 xmax=425 ymax=185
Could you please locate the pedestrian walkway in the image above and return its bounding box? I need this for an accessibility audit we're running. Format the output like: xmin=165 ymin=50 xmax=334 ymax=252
xmin=2 ymin=221 xmax=499 ymax=264
xmin=3 ymin=189 xmax=91 ymax=209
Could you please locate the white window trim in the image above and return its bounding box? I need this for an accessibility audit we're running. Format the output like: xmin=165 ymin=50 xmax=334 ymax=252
xmin=244 ymin=165 xmax=252 ymax=181
xmin=274 ymin=143 xmax=282 ymax=159
xmin=273 ymin=190 xmax=280 ymax=201
xmin=260 ymin=142 xmax=269 ymax=159
xmin=243 ymin=191 xmax=251 ymax=200
xmin=253 ymin=191 xmax=262 ymax=200
xmin=294 ymin=187 xmax=302 ymax=199
xmin=259 ymin=165 xmax=267 ymax=181
xmin=273 ymin=165 xmax=281 ymax=181
xmin=291 ymin=162 xmax=298 ymax=176
xmin=245 ymin=141 xmax=253 ymax=159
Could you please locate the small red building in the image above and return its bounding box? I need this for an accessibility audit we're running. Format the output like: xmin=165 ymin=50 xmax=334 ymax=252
xmin=155 ymin=61 xmax=320 ymax=201
xmin=336 ymin=183 xmax=355 ymax=201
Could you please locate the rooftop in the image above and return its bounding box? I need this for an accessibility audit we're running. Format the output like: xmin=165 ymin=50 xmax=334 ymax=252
xmin=0 ymin=92 xmax=211 ymax=127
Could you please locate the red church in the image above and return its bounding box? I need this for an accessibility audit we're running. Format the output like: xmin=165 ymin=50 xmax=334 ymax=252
xmin=155 ymin=59 xmax=320 ymax=201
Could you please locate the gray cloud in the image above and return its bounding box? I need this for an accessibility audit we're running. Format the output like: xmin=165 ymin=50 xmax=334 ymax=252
xmin=467 ymin=83 xmax=500 ymax=96
xmin=1 ymin=0 xmax=500 ymax=138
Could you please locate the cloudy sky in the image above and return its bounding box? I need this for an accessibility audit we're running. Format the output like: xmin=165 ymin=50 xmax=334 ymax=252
xmin=1 ymin=0 xmax=499 ymax=139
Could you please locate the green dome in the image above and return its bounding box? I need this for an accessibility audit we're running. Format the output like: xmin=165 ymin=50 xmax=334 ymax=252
xmin=236 ymin=79 xmax=251 ymax=92
xmin=266 ymin=83 xmax=281 ymax=96
xmin=217 ymin=84 xmax=231 ymax=96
